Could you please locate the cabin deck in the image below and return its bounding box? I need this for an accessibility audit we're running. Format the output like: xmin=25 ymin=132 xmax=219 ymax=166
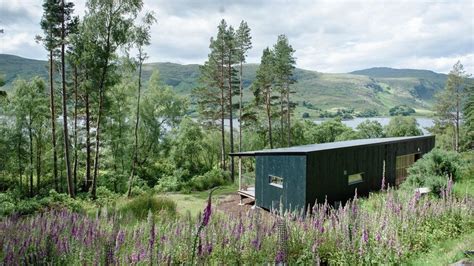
xmin=238 ymin=186 xmax=255 ymax=199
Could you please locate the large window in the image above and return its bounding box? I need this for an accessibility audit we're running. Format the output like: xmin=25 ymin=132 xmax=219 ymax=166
xmin=269 ymin=175 xmax=283 ymax=188
xmin=395 ymin=154 xmax=416 ymax=185
xmin=348 ymin=172 xmax=364 ymax=185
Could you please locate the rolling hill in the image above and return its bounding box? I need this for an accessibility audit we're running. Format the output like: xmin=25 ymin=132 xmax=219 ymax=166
xmin=0 ymin=54 xmax=449 ymax=114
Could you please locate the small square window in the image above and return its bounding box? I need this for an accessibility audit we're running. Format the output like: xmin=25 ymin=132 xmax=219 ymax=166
xmin=348 ymin=173 xmax=364 ymax=185
xmin=269 ymin=175 xmax=283 ymax=188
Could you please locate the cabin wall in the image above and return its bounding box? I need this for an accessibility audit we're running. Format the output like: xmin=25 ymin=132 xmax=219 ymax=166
xmin=255 ymin=155 xmax=306 ymax=212
xmin=305 ymin=136 xmax=435 ymax=206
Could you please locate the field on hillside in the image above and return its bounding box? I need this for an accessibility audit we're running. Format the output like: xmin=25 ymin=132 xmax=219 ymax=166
xmin=0 ymin=54 xmax=448 ymax=114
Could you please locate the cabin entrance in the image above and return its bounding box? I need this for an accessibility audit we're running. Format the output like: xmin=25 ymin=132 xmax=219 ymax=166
xmin=234 ymin=155 xmax=256 ymax=205
xmin=395 ymin=153 xmax=421 ymax=185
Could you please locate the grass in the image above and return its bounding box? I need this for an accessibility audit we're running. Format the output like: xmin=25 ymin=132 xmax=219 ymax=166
xmin=162 ymin=184 xmax=237 ymax=216
xmin=407 ymin=230 xmax=474 ymax=265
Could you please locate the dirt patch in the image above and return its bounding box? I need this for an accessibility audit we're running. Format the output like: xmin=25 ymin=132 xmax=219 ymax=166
xmin=216 ymin=193 xmax=256 ymax=216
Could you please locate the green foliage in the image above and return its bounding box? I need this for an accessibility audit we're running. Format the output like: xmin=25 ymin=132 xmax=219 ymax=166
xmin=304 ymin=118 xmax=354 ymax=143
xmin=189 ymin=169 xmax=230 ymax=191
xmin=389 ymin=105 xmax=415 ymax=116
xmin=356 ymin=120 xmax=385 ymax=138
xmin=119 ymin=193 xmax=176 ymax=220
xmin=355 ymin=108 xmax=379 ymax=117
xmin=403 ymin=149 xmax=464 ymax=193
xmin=385 ymin=116 xmax=422 ymax=137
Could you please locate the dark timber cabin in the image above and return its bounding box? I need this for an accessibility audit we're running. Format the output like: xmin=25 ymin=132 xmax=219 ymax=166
xmin=230 ymin=135 xmax=435 ymax=212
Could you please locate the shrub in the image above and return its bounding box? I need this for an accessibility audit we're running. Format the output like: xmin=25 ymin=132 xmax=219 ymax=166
xmin=154 ymin=168 xmax=190 ymax=192
xmin=189 ymin=169 xmax=230 ymax=191
xmin=120 ymin=193 xmax=176 ymax=220
xmin=96 ymin=186 xmax=119 ymax=207
xmin=389 ymin=105 xmax=415 ymax=116
xmin=403 ymin=149 xmax=464 ymax=193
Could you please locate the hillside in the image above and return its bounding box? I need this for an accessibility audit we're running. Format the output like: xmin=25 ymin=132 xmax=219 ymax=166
xmin=0 ymin=54 xmax=448 ymax=114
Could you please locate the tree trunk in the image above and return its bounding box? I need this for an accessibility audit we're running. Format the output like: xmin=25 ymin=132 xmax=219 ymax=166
xmin=17 ymin=132 xmax=23 ymax=189
xmin=280 ymin=91 xmax=284 ymax=146
xmin=266 ymin=88 xmax=273 ymax=149
xmin=49 ymin=50 xmax=59 ymax=192
xmin=455 ymin=93 xmax=460 ymax=152
xmin=36 ymin=132 xmax=42 ymax=194
xmin=73 ymin=65 xmax=78 ymax=194
xmin=85 ymin=91 xmax=91 ymax=191
xmin=28 ymin=122 xmax=33 ymax=197
xmin=239 ymin=61 xmax=243 ymax=152
xmin=128 ymin=51 xmax=143 ymax=198
xmin=61 ymin=0 xmax=74 ymax=197
xmin=220 ymin=55 xmax=226 ymax=170
xmin=228 ymin=54 xmax=235 ymax=181
xmin=286 ymin=84 xmax=291 ymax=147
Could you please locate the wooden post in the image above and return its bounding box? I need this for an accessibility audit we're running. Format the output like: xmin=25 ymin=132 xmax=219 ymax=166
xmin=239 ymin=156 xmax=243 ymax=205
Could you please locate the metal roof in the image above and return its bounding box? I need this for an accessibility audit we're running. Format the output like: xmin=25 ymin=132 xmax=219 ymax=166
xmin=229 ymin=135 xmax=433 ymax=156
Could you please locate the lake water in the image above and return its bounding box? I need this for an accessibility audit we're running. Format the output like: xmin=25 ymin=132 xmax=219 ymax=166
xmin=224 ymin=117 xmax=434 ymax=135
xmin=313 ymin=117 xmax=434 ymax=135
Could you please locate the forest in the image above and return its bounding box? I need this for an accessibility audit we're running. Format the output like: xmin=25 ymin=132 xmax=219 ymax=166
xmin=0 ymin=0 xmax=473 ymax=264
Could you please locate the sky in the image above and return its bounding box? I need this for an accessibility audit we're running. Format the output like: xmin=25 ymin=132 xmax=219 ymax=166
xmin=0 ymin=0 xmax=473 ymax=74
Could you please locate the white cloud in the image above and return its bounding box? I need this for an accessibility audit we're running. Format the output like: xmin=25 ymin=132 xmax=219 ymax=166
xmin=0 ymin=0 xmax=472 ymax=73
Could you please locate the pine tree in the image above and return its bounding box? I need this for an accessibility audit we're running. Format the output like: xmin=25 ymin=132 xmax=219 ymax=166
xmin=253 ymin=48 xmax=276 ymax=148
xmin=38 ymin=0 xmax=61 ymax=192
xmin=273 ymin=35 xmax=296 ymax=147
xmin=435 ymin=61 xmax=469 ymax=152
xmin=235 ymin=21 xmax=252 ymax=152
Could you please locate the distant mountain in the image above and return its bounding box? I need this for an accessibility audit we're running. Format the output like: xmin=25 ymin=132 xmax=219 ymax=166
xmin=0 ymin=54 xmax=450 ymax=114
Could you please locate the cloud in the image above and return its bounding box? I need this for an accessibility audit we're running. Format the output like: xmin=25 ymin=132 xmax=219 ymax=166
xmin=0 ymin=0 xmax=472 ymax=74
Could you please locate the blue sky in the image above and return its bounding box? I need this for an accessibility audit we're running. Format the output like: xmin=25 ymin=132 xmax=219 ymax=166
xmin=0 ymin=0 xmax=473 ymax=73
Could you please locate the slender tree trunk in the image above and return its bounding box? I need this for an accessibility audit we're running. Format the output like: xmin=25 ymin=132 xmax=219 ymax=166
xmin=91 ymin=18 xmax=112 ymax=200
xmin=49 ymin=50 xmax=59 ymax=191
xmin=220 ymin=56 xmax=226 ymax=170
xmin=266 ymin=88 xmax=273 ymax=149
xmin=61 ymin=0 xmax=74 ymax=197
xmin=73 ymin=65 xmax=78 ymax=194
xmin=239 ymin=61 xmax=243 ymax=152
xmin=85 ymin=91 xmax=91 ymax=191
xmin=128 ymin=53 xmax=143 ymax=198
xmin=28 ymin=122 xmax=33 ymax=197
xmin=286 ymin=84 xmax=291 ymax=147
xmin=228 ymin=54 xmax=235 ymax=181
xmin=17 ymin=132 xmax=23 ymax=189
xmin=36 ymin=132 xmax=42 ymax=193
xmin=280 ymin=91 xmax=284 ymax=146
xmin=455 ymin=93 xmax=460 ymax=152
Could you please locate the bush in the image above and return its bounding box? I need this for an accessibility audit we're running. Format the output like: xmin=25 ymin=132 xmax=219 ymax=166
xmin=120 ymin=193 xmax=176 ymax=220
xmin=95 ymin=186 xmax=119 ymax=207
xmin=189 ymin=169 xmax=230 ymax=191
xmin=403 ymin=149 xmax=464 ymax=194
xmin=389 ymin=105 xmax=415 ymax=116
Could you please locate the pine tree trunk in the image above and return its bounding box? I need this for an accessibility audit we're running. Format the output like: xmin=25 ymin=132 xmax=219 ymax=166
xmin=73 ymin=65 xmax=78 ymax=194
xmin=36 ymin=134 xmax=42 ymax=193
xmin=28 ymin=122 xmax=33 ymax=197
xmin=85 ymin=91 xmax=91 ymax=191
xmin=220 ymin=57 xmax=226 ymax=170
xmin=61 ymin=1 xmax=74 ymax=197
xmin=228 ymin=54 xmax=235 ymax=181
xmin=266 ymin=88 xmax=273 ymax=149
xmin=49 ymin=50 xmax=59 ymax=192
xmin=455 ymin=93 xmax=460 ymax=152
xmin=239 ymin=61 xmax=243 ymax=152
xmin=17 ymin=132 xmax=23 ymax=188
xmin=280 ymin=91 xmax=284 ymax=146
xmin=128 ymin=53 xmax=143 ymax=198
xmin=286 ymin=84 xmax=291 ymax=147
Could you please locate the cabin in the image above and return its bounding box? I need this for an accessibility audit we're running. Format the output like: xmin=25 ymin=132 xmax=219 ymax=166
xmin=230 ymin=135 xmax=435 ymax=212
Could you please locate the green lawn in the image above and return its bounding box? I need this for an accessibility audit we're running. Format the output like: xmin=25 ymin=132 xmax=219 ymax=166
xmin=407 ymin=231 xmax=474 ymax=265
xmin=160 ymin=184 xmax=238 ymax=216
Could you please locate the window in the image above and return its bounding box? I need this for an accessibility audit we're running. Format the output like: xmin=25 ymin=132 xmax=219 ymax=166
xmin=348 ymin=173 xmax=364 ymax=185
xmin=395 ymin=154 xmax=416 ymax=185
xmin=269 ymin=175 xmax=283 ymax=188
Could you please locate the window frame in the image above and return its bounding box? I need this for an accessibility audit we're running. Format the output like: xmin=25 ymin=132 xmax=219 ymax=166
xmin=269 ymin=175 xmax=283 ymax=188
xmin=348 ymin=172 xmax=364 ymax=185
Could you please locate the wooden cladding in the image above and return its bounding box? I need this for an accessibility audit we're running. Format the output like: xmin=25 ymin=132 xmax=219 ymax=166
xmin=395 ymin=153 xmax=416 ymax=185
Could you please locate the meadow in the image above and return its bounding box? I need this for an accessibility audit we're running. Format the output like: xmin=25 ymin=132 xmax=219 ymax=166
xmin=1 ymin=179 xmax=473 ymax=265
